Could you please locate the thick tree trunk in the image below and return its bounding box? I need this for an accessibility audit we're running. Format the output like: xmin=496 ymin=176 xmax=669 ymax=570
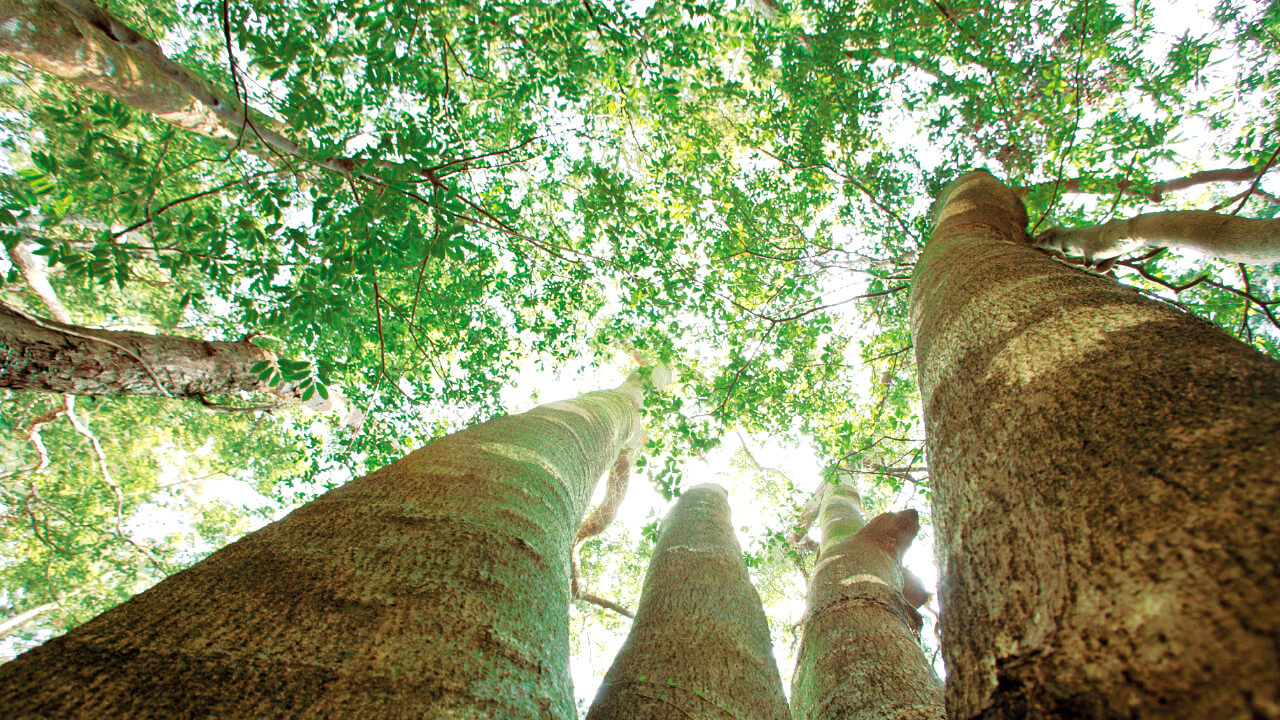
xmin=912 ymin=170 xmax=1280 ymax=718
xmin=0 ymin=302 xmax=332 ymax=411
xmin=586 ymin=484 xmax=790 ymax=720
xmin=0 ymin=375 xmax=652 ymax=718
xmin=791 ymin=472 xmax=943 ymax=720
xmin=1037 ymin=210 xmax=1280 ymax=265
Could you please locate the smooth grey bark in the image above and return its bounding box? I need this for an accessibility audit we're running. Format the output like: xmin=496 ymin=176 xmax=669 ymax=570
xmin=0 ymin=302 xmax=333 ymax=411
xmin=1037 ymin=210 xmax=1280 ymax=265
xmin=792 ymin=472 xmax=943 ymax=720
xmin=912 ymin=170 xmax=1280 ymax=718
xmin=587 ymin=484 xmax=790 ymax=720
xmin=0 ymin=375 xmax=654 ymax=718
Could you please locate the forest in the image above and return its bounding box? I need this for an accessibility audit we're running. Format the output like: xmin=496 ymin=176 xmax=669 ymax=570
xmin=0 ymin=0 xmax=1277 ymax=717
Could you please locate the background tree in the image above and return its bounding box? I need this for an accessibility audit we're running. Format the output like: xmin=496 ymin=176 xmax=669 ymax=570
xmin=587 ymin=483 xmax=790 ymax=720
xmin=791 ymin=471 xmax=942 ymax=720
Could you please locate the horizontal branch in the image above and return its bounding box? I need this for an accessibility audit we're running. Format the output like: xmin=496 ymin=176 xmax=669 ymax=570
xmin=1017 ymin=166 xmax=1279 ymax=204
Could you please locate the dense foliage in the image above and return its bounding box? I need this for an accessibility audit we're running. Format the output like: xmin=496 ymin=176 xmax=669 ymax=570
xmin=1 ymin=0 xmax=1276 ymax=697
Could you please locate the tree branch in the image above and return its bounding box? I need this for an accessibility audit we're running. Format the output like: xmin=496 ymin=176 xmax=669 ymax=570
xmin=1017 ymin=166 xmax=1279 ymax=204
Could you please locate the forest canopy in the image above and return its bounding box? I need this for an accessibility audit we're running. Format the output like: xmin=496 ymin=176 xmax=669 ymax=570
xmin=0 ymin=0 xmax=1276 ymax=706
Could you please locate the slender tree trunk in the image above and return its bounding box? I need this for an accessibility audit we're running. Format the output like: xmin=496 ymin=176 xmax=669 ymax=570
xmin=791 ymin=472 xmax=943 ymax=720
xmin=0 ymin=373 xmax=655 ymax=718
xmin=0 ymin=602 xmax=58 ymax=640
xmin=911 ymin=170 xmax=1280 ymax=718
xmin=5 ymin=240 xmax=73 ymax=323
xmin=0 ymin=0 xmax=396 ymax=177
xmin=586 ymin=484 xmax=790 ymax=720
xmin=0 ymin=302 xmax=333 ymax=411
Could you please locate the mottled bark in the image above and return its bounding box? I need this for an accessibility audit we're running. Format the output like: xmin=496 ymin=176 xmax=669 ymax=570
xmin=587 ymin=484 xmax=790 ymax=720
xmin=0 ymin=377 xmax=650 ymax=718
xmin=912 ymin=170 xmax=1280 ymax=718
xmin=0 ymin=302 xmax=334 ymax=411
xmin=792 ymin=473 xmax=944 ymax=720
xmin=0 ymin=0 xmax=333 ymax=169
xmin=0 ymin=0 xmax=240 ymax=142
xmin=1038 ymin=210 xmax=1280 ymax=265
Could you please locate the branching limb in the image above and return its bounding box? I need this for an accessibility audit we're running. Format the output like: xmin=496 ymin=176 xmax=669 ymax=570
xmin=1037 ymin=210 xmax=1280 ymax=266
xmin=1113 ymin=256 xmax=1280 ymax=332
xmin=578 ymin=592 xmax=635 ymax=619
xmin=1017 ymin=166 xmax=1280 ymax=204
xmin=5 ymin=240 xmax=72 ymax=323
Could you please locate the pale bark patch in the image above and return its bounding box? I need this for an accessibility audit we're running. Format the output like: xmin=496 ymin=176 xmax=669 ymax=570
xmin=986 ymin=303 xmax=1158 ymax=386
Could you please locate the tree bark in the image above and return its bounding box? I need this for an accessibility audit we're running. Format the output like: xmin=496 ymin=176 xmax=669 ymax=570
xmin=0 ymin=0 xmax=414 ymax=178
xmin=5 ymin=240 xmax=73 ymax=323
xmin=0 ymin=374 xmax=653 ymax=718
xmin=1037 ymin=210 xmax=1280 ymax=265
xmin=0 ymin=0 xmax=246 ymax=143
xmin=791 ymin=471 xmax=944 ymax=720
xmin=912 ymin=170 xmax=1280 ymax=718
xmin=0 ymin=302 xmax=333 ymax=411
xmin=586 ymin=484 xmax=790 ymax=720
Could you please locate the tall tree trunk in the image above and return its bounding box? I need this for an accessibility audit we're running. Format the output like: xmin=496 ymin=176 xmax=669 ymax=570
xmin=791 ymin=471 xmax=943 ymax=720
xmin=586 ymin=484 xmax=790 ymax=720
xmin=911 ymin=170 xmax=1280 ymax=718
xmin=0 ymin=302 xmax=333 ymax=411
xmin=0 ymin=372 xmax=657 ymax=718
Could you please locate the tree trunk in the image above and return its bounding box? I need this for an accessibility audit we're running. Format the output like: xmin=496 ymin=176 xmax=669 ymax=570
xmin=0 ymin=302 xmax=333 ymax=411
xmin=911 ymin=170 xmax=1280 ymax=718
xmin=586 ymin=484 xmax=790 ymax=720
xmin=0 ymin=0 xmax=399 ymax=177
xmin=0 ymin=374 xmax=653 ymax=718
xmin=791 ymin=471 xmax=944 ymax=720
xmin=5 ymin=240 xmax=73 ymax=323
xmin=1037 ymin=210 xmax=1280 ymax=265
xmin=0 ymin=0 xmax=246 ymax=143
